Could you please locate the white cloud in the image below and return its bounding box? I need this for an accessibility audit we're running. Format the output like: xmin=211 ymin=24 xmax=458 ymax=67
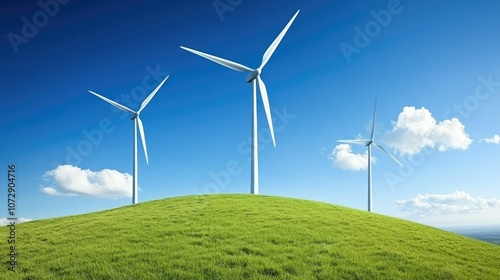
xmin=41 ymin=165 xmax=132 ymax=198
xmin=397 ymin=191 xmax=500 ymax=219
xmin=383 ymin=107 xmax=472 ymax=156
xmin=40 ymin=186 xmax=78 ymax=196
xmin=481 ymin=135 xmax=500 ymax=144
xmin=1 ymin=217 xmax=33 ymax=226
xmin=328 ymin=144 xmax=374 ymax=171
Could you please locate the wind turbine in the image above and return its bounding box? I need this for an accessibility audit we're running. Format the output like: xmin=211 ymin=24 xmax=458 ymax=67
xmin=338 ymin=99 xmax=404 ymax=212
xmin=180 ymin=10 xmax=300 ymax=195
xmin=88 ymin=75 xmax=169 ymax=204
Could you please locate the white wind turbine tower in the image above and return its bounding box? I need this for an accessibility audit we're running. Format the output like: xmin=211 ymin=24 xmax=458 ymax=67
xmin=88 ymin=75 xmax=169 ymax=204
xmin=180 ymin=10 xmax=300 ymax=195
xmin=338 ymin=99 xmax=404 ymax=212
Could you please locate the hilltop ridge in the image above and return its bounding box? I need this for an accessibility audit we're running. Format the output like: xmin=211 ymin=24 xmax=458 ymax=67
xmin=2 ymin=194 xmax=499 ymax=279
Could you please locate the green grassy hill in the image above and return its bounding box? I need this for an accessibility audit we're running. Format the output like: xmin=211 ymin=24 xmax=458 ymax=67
xmin=2 ymin=194 xmax=500 ymax=279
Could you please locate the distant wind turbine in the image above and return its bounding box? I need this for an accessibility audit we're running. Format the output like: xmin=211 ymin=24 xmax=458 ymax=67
xmin=180 ymin=10 xmax=300 ymax=195
xmin=88 ymin=75 xmax=169 ymax=204
xmin=338 ymin=99 xmax=404 ymax=212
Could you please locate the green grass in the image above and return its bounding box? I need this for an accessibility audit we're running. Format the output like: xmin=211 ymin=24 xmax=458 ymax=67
xmin=2 ymin=194 xmax=500 ymax=279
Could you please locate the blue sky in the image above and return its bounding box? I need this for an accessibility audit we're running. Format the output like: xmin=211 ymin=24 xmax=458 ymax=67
xmin=1 ymin=0 xmax=500 ymax=228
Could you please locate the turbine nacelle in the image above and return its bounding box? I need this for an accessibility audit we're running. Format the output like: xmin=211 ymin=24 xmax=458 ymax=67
xmin=246 ymin=69 xmax=261 ymax=83
xmin=131 ymin=112 xmax=139 ymax=120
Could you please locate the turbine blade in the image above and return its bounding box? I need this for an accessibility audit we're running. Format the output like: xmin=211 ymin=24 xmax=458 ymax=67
xmin=371 ymin=97 xmax=377 ymax=141
xmin=180 ymin=46 xmax=253 ymax=72
xmin=260 ymin=10 xmax=300 ymax=69
xmin=257 ymin=76 xmax=275 ymax=147
xmin=137 ymin=117 xmax=149 ymax=164
xmin=373 ymin=143 xmax=404 ymax=167
xmin=337 ymin=140 xmax=370 ymax=145
xmin=139 ymin=75 xmax=169 ymax=113
xmin=89 ymin=90 xmax=135 ymax=114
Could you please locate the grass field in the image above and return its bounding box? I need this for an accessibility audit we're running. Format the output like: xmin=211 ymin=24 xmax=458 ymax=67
xmin=2 ymin=194 xmax=500 ymax=279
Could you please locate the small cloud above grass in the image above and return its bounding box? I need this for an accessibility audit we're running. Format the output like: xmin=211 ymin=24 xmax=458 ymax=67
xmin=397 ymin=191 xmax=500 ymax=226
xmin=41 ymin=165 xmax=132 ymax=198
xmin=328 ymin=143 xmax=375 ymax=171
